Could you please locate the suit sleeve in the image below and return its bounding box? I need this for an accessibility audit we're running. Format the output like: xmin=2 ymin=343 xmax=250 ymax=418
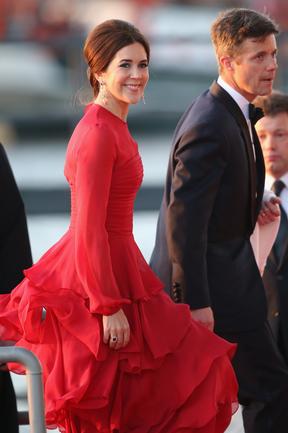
xmin=74 ymin=125 xmax=131 ymax=315
xmin=167 ymin=124 xmax=228 ymax=309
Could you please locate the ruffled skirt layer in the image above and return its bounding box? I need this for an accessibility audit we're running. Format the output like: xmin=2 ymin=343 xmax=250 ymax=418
xmin=0 ymin=274 xmax=238 ymax=433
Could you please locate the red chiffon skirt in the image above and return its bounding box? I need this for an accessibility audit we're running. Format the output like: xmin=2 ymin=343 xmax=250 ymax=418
xmin=0 ymin=271 xmax=238 ymax=433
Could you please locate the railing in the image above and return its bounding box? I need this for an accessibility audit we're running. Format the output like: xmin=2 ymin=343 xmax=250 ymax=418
xmin=0 ymin=346 xmax=46 ymax=433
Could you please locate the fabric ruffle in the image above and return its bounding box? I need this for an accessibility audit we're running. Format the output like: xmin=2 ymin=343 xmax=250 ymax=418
xmin=23 ymin=231 xmax=163 ymax=314
xmin=0 ymin=275 xmax=238 ymax=433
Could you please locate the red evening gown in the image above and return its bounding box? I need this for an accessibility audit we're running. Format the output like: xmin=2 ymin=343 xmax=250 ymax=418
xmin=0 ymin=104 xmax=238 ymax=433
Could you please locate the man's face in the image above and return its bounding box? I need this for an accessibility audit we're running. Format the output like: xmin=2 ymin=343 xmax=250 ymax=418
xmin=224 ymin=34 xmax=278 ymax=101
xmin=256 ymin=112 xmax=288 ymax=178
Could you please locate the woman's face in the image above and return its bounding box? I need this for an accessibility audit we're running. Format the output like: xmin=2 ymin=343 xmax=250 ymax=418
xmin=99 ymin=42 xmax=149 ymax=108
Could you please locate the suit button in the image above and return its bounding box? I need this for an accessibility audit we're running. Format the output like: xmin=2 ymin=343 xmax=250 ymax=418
xmin=171 ymin=282 xmax=182 ymax=303
xmin=172 ymin=292 xmax=177 ymax=301
xmin=274 ymin=311 xmax=279 ymax=317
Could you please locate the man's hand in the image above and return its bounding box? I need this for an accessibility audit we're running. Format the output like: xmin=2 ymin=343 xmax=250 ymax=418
xmin=190 ymin=307 xmax=214 ymax=331
xmin=258 ymin=196 xmax=281 ymax=226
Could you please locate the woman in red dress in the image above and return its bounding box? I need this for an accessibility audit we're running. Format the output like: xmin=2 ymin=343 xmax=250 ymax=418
xmin=0 ymin=20 xmax=238 ymax=433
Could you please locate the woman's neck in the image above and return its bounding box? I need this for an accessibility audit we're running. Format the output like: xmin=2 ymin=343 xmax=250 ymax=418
xmin=94 ymin=97 xmax=129 ymax=122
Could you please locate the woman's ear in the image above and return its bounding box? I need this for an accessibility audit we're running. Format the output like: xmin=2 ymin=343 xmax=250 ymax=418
xmin=94 ymin=73 xmax=101 ymax=83
xmin=95 ymin=72 xmax=106 ymax=85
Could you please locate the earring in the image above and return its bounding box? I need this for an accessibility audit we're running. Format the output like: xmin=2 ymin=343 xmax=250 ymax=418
xmin=99 ymin=80 xmax=108 ymax=105
xmin=142 ymin=94 xmax=146 ymax=105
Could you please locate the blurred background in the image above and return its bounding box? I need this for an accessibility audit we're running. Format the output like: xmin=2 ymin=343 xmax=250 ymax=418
xmin=1 ymin=0 xmax=288 ymax=140
xmin=0 ymin=0 xmax=287 ymax=432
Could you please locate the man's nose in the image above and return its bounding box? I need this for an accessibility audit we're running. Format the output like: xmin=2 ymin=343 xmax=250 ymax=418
xmin=267 ymin=55 xmax=278 ymax=71
xmin=265 ymin=135 xmax=276 ymax=150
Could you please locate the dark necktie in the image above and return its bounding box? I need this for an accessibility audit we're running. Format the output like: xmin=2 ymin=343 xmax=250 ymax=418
xmin=272 ymin=179 xmax=285 ymax=197
xmin=249 ymin=103 xmax=264 ymax=126
xmin=271 ymin=179 xmax=287 ymax=263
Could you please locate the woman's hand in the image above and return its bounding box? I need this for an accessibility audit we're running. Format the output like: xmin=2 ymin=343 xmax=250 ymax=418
xmin=102 ymin=309 xmax=130 ymax=350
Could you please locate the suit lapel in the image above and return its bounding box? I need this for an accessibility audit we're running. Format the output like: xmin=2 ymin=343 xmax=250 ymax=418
xmin=280 ymin=240 xmax=288 ymax=271
xmin=252 ymin=127 xmax=265 ymax=217
xmin=209 ymin=81 xmax=259 ymax=228
xmin=269 ymin=246 xmax=278 ymax=267
xmin=275 ymin=206 xmax=288 ymax=270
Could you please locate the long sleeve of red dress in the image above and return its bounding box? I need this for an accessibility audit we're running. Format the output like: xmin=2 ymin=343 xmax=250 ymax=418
xmin=73 ymin=124 xmax=131 ymax=315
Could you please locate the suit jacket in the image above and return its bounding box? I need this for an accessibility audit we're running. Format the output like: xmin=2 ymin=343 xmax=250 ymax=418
xmin=0 ymin=143 xmax=32 ymax=292
xmin=263 ymin=202 xmax=288 ymax=363
xmin=150 ymin=82 xmax=267 ymax=332
xmin=0 ymin=142 xmax=32 ymax=433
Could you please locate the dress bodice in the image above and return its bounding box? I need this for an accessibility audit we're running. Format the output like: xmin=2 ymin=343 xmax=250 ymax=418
xmin=68 ymin=153 xmax=143 ymax=237
xmin=105 ymin=154 xmax=143 ymax=236
xmin=65 ymin=105 xmax=143 ymax=238
xmin=25 ymin=104 xmax=163 ymax=315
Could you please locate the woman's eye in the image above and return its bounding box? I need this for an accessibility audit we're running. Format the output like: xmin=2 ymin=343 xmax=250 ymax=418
xmin=139 ymin=63 xmax=148 ymax=68
xmin=120 ymin=63 xmax=130 ymax=68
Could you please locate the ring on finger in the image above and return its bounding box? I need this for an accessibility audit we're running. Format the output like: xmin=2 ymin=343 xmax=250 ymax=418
xmin=111 ymin=336 xmax=118 ymax=343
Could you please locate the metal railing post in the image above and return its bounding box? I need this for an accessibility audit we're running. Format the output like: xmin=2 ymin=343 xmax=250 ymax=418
xmin=0 ymin=346 xmax=46 ymax=433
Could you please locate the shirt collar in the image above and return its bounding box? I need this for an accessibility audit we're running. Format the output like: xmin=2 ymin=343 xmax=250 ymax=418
xmin=217 ymin=76 xmax=250 ymax=120
xmin=265 ymin=172 xmax=288 ymax=190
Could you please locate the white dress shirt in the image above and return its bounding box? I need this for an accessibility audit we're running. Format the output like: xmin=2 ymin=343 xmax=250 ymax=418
xmin=217 ymin=76 xmax=254 ymax=143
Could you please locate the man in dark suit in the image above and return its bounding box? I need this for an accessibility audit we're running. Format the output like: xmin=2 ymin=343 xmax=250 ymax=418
xmin=255 ymin=93 xmax=288 ymax=364
xmin=0 ymin=142 xmax=33 ymax=432
xmin=150 ymin=8 xmax=288 ymax=433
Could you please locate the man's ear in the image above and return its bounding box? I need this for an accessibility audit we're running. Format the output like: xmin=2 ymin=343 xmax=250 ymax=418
xmin=220 ymin=55 xmax=234 ymax=72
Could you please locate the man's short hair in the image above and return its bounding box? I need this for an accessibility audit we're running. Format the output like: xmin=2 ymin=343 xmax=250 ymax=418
xmin=211 ymin=8 xmax=279 ymax=60
xmin=254 ymin=92 xmax=288 ymax=117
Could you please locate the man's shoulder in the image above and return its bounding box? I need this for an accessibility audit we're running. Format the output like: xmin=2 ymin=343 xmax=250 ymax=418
xmin=186 ymin=87 xmax=229 ymax=118
xmin=176 ymin=87 xmax=229 ymax=133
